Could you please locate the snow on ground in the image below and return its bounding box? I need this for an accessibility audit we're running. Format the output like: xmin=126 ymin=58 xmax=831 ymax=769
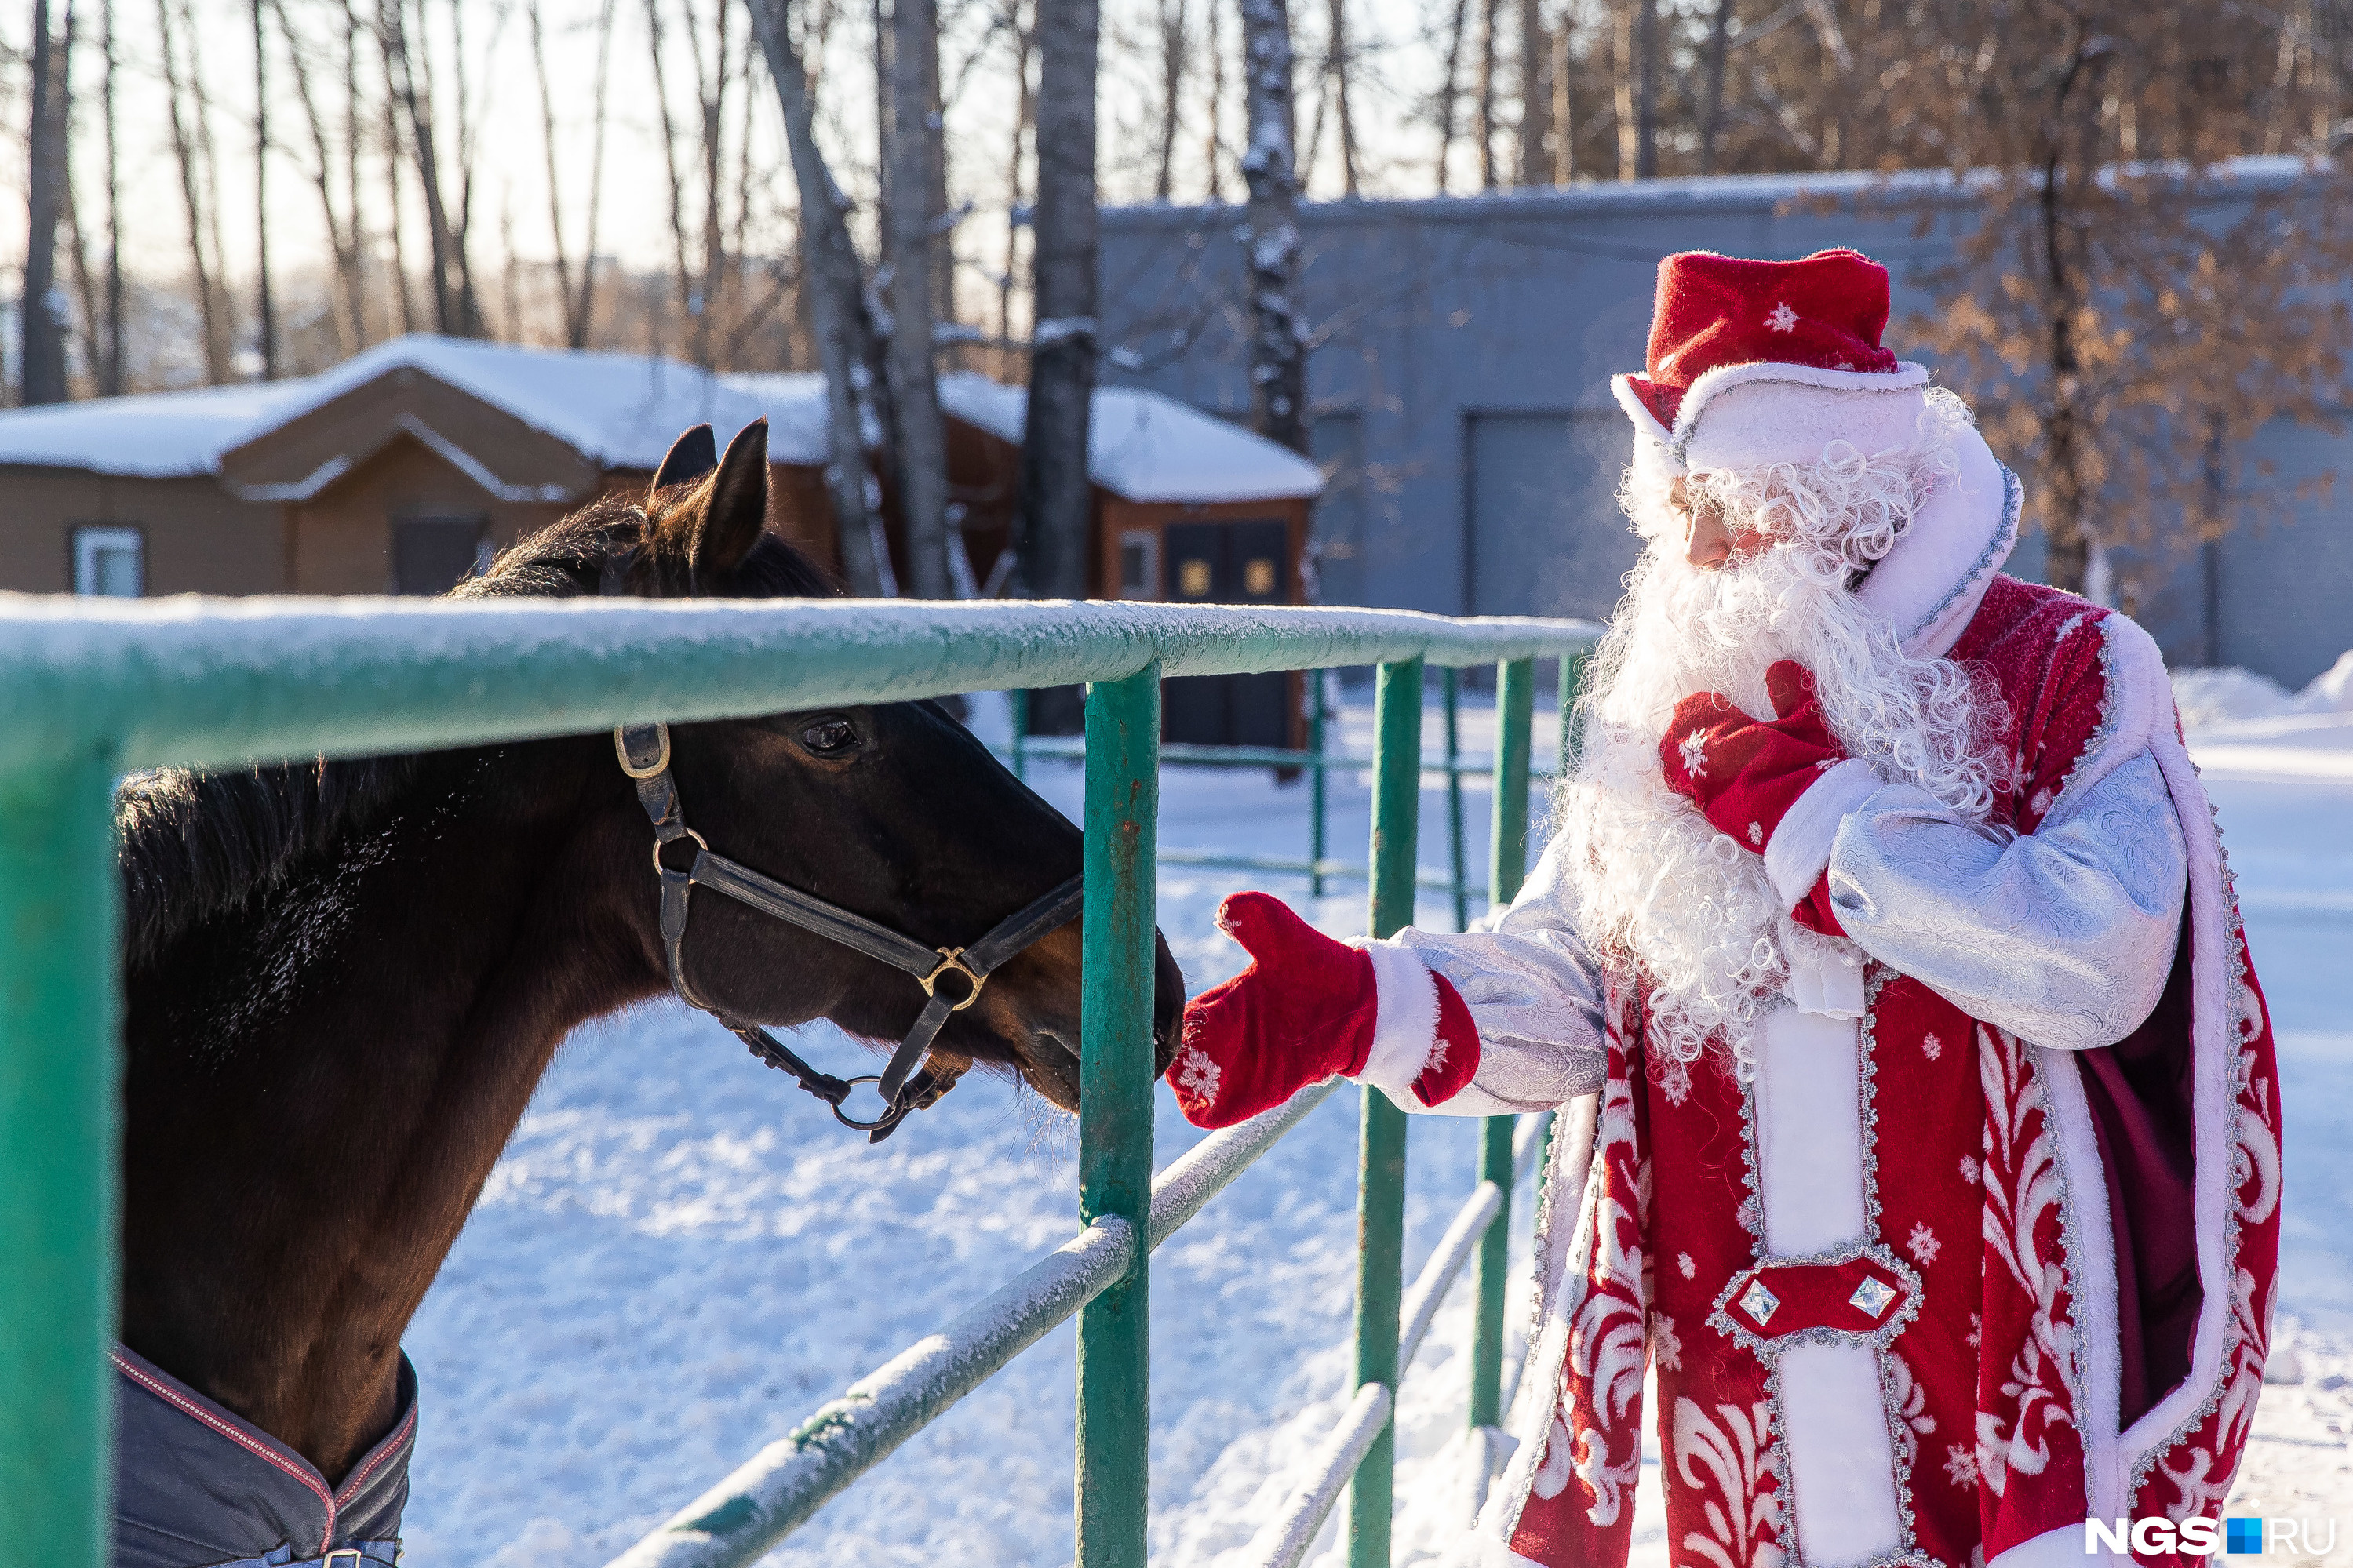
xmin=397 ymin=680 xmax=2353 ymax=1564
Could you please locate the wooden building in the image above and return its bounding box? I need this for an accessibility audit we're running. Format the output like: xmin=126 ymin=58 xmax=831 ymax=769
xmin=0 ymin=340 xmax=1324 ymax=647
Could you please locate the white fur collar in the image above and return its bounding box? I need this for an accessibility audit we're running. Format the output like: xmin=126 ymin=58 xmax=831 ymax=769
xmin=1855 ymin=425 xmax=2020 ymax=658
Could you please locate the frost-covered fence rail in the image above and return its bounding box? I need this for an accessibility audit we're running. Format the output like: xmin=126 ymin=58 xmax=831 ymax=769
xmin=0 ymin=592 xmax=1595 ymax=1568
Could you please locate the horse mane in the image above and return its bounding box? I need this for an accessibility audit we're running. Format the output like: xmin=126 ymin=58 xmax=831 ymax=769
xmin=116 ymin=492 xmax=840 ymax=972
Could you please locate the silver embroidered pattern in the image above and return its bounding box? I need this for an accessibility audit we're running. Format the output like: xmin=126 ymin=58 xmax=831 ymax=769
xmin=1903 ymin=464 xmax=2023 ymax=646
xmin=2123 ymin=792 xmax=2264 ymax=1512
xmin=2045 ymin=610 xmax=2125 ymax=823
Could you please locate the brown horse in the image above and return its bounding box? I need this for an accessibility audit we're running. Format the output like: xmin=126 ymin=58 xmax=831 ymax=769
xmin=110 ymin=420 xmax=1183 ymax=1544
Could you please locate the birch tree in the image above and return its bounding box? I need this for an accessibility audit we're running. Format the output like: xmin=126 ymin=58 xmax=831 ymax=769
xmin=21 ymin=0 xmax=69 ymax=404
xmin=1239 ymin=0 xmax=1306 ymax=453
xmin=1014 ymin=0 xmax=1097 ymax=598
xmin=745 ymin=0 xmax=895 ymax=594
xmin=883 ymin=0 xmax=956 ymax=595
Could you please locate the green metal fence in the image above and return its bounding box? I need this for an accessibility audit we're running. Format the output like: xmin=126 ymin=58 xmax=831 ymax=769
xmin=0 ymin=597 xmax=1595 ymax=1568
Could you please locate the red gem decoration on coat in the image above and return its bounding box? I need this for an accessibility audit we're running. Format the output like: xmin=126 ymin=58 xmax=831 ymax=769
xmin=1624 ymin=248 xmax=1903 ymax=427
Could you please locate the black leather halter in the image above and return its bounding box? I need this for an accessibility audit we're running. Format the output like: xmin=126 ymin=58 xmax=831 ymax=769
xmin=596 ymin=522 xmax=1082 ymax=1141
xmin=613 ymin=720 xmax=1085 ymax=1141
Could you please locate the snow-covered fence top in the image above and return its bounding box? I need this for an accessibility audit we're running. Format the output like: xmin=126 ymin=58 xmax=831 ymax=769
xmin=0 ymin=594 xmax=1601 ymax=775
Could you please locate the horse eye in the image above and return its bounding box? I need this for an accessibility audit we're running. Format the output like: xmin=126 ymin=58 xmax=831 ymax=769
xmin=799 ymin=717 xmax=861 ymax=757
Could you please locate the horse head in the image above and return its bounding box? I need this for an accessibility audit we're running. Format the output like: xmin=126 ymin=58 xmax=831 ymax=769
xmin=542 ymin=418 xmax=1186 ymax=1114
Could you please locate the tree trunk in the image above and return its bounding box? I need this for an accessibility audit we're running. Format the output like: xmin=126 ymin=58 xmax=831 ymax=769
xmin=574 ymin=0 xmax=617 ymax=347
xmin=886 ymin=0 xmax=955 ymax=596
xmin=99 ymin=0 xmax=121 ymax=392
xmin=1240 ymin=0 xmax=1306 ymax=454
xmin=1015 ymin=0 xmax=1097 ymax=597
xmin=1326 ymin=0 xmax=1356 ymax=195
xmin=1476 ymin=0 xmax=1499 ymax=187
xmin=643 ymin=0 xmax=695 ymax=354
xmin=379 ymin=0 xmax=474 ymax=335
xmin=381 ymin=68 xmax=417 ymax=335
xmin=1002 ymin=0 xmax=1033 ymax=339
xmin=156 ymin=0 xmax=227 ymax=380
xmin=527 ymin=0 xmax=574 ymax=343
xmin=22 ymin=0 xmax=68 ymax=404
xmin=1634 ymin=0 xmax=1657 ymax=177
xmin=274 ymin=0 xmax=362 ymax=356
xmin=254 ymin=0 xmax=276 ymax=377
xmin=1699 ymin=0 xmax=1730 ymax=174
xmin=1435 ymin=0 xmax=1469 ymax=190
xmin=1155 ymin=0 xmax=1183 ymax=200
xmin=1516 ymin=0 xmax=1548 ymax=186
xmin=745 ymin=0 xmax=894 ymax=595
xmin=703 ymin=0 xmax=734 ymax=369
xmin=1204 ymin=0 xmax=1225 ymax=200
xmin=1609 ymin=0 xmax=1634 ymax=178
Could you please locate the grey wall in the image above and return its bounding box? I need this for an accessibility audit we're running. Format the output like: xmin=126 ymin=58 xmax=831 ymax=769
xmin=1098 ymin=172 xmax=2353 ymax=685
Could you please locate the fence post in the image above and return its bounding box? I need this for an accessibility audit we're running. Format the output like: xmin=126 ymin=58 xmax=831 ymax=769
xmin=1467 ymin=658 xmax=1535 ymax=1435
xmin=1076 ymin=664 xmax=1160 ymax=1568
xmin=0 ymin=749 xmax=121 ymax=1568
xmin=1009 ymin=687 xmax=1030 ymax=784
xmin=1349 ymin=657 xmax=1422 ymax=1568
xmin=1309 ymin=669 xmax=1328 ymax=898
xmin=1442 ymin=668 xmax=1466 ymax=932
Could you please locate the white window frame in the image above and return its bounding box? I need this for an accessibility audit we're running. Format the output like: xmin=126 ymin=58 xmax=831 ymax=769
xmin=1114 ymin=527 xmax=1161 ymax=601
xmin=71 ymin=525 xmax=145 ymax=597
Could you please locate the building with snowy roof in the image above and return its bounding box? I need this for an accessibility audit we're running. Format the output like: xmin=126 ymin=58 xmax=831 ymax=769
xmin=0 ymin=337 xmax=1321 ymax=609
xmin=1096 ymin=159 xmax=2353 ymax=688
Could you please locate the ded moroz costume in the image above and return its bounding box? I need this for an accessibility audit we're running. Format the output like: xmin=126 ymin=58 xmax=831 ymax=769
xmin=1172 ymin=249 xmax=2279 ymax=1567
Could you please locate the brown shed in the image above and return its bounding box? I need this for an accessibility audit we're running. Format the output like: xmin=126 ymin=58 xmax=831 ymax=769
xmin=0 ymin=337 xmax=774 ymax=598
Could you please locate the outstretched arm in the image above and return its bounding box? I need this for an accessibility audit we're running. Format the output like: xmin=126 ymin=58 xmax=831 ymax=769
xmin=1171 ymin=846 xmax=1608 ymax=1130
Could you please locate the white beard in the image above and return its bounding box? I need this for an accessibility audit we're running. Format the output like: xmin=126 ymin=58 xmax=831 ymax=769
xmin=1554 ymin=501 xmax=2008 ymax=1072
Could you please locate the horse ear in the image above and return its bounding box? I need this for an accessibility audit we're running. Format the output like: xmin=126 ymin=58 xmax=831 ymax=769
xmin=651 ymin=424 xmax=719 ymax=495
xmin=690 ymin=419 xmax=772 ymax=575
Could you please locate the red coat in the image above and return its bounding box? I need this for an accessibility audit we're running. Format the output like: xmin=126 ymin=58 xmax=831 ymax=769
xmin=1466 ymin=580 xmax=2281 ymax=1568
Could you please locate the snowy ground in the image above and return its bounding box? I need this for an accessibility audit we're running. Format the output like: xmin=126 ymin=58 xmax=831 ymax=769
xmin=395 ymin=684 xmax=2353 ymax=1565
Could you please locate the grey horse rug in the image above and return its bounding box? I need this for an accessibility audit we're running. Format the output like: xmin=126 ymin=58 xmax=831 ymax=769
xmin=110 ymin=1342 xmax=416 ymax=1568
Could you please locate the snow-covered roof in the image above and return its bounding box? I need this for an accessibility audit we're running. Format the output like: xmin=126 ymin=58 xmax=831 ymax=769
xmin=723 ymin=369 xmax=1324 ymax=503
xmin=938 ymin=373 xmax=1324 ymax=502
xmin=250 ymin=337 xmax=773 ymax=471
xmin=0 ymin=337 xmax=772 ymax=479
xmin=0 ymin=340 xmax=1321 ymax=504
xmin=0 ymin=381 xmax=311 ymax=478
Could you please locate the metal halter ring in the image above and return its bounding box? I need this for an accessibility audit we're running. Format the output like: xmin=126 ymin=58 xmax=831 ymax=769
xmin=823 ymin=1074 xmax=905 ymax=1133
xmin=919 ymin=948 xmax=988 ymax=1011
xmin=651 ymin=827 xmax=709 ymax=875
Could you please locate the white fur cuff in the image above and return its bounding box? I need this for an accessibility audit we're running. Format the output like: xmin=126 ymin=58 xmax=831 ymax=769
xmin=1765 ymin=759 xmax=1883 ymax=906
xmin=1354 ymin=940 xmax=1441 ymax=1093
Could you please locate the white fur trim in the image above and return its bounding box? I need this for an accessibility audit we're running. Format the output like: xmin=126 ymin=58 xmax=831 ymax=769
xmin=1776 ymin=1342 xmax=1906 ymax=1562
xmin=1765 ymin=759 xmax=1883 ymax=907
xmin=2117 ymin=722 xmax=2238 ymax=1473
xmin=1854 ymin=422 xmax=2017 ymax=659
xmin=1783 ymin=944 xmax=1866 ymax=1020
xmin=1991 ymin=1523 xmax=2125 ymax=1568
xmin=1679 ymin=369 xmax=1936 ymax=476
xmin=1755 ymin=1004 xmax=1870 ymax=1256
xmin=1609 ymin=373 xmax=1675 ymax=446
xmin=2034 ymin=1042 xmax=2124 ymax=1519
xmin=1355 ymin=939 xmax=1442 ymax=1095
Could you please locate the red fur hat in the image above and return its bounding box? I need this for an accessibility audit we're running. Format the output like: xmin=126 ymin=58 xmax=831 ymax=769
xmin=1611 ymin=249 xmax=1931 ymax=476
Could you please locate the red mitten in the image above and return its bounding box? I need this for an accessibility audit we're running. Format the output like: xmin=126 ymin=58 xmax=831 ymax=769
xmin=1171 ymin=892 xmax=1481 ymax=1129
xmin=1660 ymin=660 xmax=1847 ymax=850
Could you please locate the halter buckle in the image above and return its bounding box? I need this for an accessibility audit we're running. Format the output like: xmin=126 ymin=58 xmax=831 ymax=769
xmin=918 ymin=948 xmax=987 ymax=1011
xmin=614 ymin=722 xmax=672 ymax=780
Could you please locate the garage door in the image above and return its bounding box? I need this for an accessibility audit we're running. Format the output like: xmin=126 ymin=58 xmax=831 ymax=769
xmin=1466 ymin=411 xmax=1634 ymax=622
